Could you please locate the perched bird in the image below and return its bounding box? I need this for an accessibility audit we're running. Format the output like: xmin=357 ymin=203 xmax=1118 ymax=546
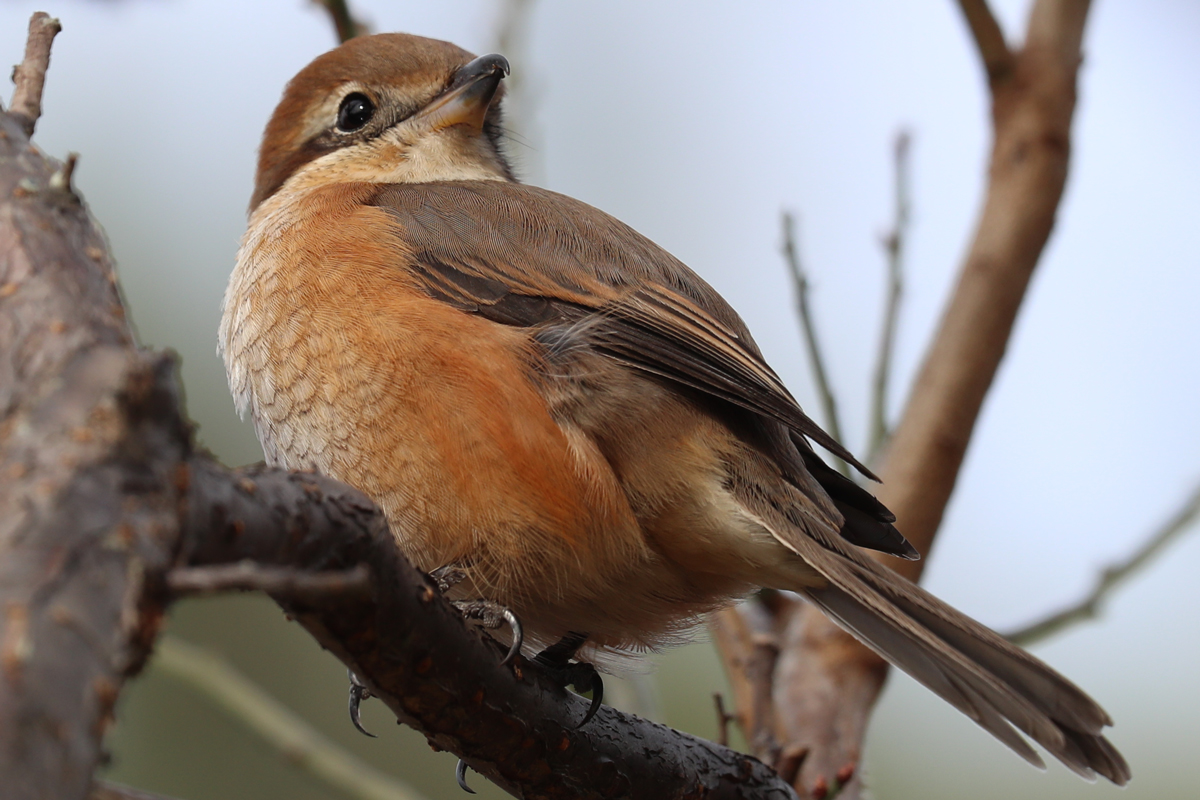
xmin=219 ymin=33 xmax=1128 ymax=784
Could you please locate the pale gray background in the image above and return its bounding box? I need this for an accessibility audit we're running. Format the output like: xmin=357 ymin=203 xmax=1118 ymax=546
xmin=2 ymin=1 xmax=1196 ymax=798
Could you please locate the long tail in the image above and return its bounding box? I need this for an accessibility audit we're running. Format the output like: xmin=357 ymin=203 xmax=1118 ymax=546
xmin=800 ymin=552 xmax=1130 ymax=784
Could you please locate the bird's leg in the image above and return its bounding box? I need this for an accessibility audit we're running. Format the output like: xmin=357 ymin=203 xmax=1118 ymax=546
xmin=430 ymin=563 xmax=523 ymax=666
xmin=534 ymin=631 xmax=604 ymax=728
xmin=346 ymin=669 xmax=377 ymax=737
xmin=429 ymin=564 xmax=468 ymax=593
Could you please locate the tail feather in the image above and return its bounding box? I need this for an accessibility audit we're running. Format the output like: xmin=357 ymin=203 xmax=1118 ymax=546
xmin=801 ymin=555 xmax=1130 ymax=785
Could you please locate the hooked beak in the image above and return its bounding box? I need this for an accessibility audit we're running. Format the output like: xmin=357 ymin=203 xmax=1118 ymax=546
xmin=418 ymin=53 xmax=510 ymax=132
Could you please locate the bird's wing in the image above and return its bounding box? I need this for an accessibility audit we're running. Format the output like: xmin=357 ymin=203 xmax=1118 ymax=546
xmin=370 ymin=180 xmax=875 ymax=479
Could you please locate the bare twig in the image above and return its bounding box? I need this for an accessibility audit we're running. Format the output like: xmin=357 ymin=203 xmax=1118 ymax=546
xmin=709 ymin=603 xmax=783 ymax=763
xmin=827 ymin=763 xmax=856 ymax=799
xmin=48 ymin=151 xmax=78 ymax=196
xmin=312 ymin=0 xmax=368 ymax=43
xmin=90 ymin=781 xmax=183 ymax=800
xmin=774 ymin=745 xmax=809 ymax=788
xmin=494 ymin=0 xmax=537 ymax=56
xmin=154 ymin=637 xmax=427 ymax=800
xmin=956 ymin=0 xmax=1015 ymax=84
xmin=9 ymin=12 xmax=62 ymax=135
xmin=166 ymin=562 xmax=370 ymax=598
xmin=490 ymin=0 xmax=541 ymax=181
xmin=1007 ymin=481 xmax=1200 ymax=646
xmin=781 ymin=212 xmax=849 ymax=476
xmin=712 ymin=693 xmax=735 ymax=747
xmin=867 ymin=130 xmax=912 ymax=463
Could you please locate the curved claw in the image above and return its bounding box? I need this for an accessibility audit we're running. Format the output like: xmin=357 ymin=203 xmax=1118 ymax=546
xmin=575 ymin=669 xmax=604 ymax=729
xmin=500 ymin=608 xmax=523 ymax=666
xmin=347 ymin=669 xmax=377 ymax=738
xmin=456 ymin=759 xmax=476 ymax=794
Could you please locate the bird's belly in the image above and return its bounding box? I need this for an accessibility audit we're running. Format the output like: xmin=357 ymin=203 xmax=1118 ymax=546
xmin=221 ymin=273 xmax=712 ymax=645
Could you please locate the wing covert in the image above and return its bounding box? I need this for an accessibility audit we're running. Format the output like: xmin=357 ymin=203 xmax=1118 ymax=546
xmin=370 ymin=180 xmax=874 ymax=478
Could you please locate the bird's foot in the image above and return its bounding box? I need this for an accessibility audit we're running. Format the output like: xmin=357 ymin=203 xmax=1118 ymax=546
xmin=534 ymin=632 xmax=603 ymax=728
xmin=431 ymin=564 xmax=523 ymax=666
xmin=455 ymin=759 xmax=476 ymax=794
xmin=452 ymin=598 xmax=523 ymax=666
xmin=346 ymin=669 xmax=376 ymax=737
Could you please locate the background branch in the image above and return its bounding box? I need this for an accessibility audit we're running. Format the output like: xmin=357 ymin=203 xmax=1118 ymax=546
xmin=166 ymin=563 xmax=370 ymax=599
xmin=956 ymin=0 xmax=1015 ymax=83
xmin=781 ymin=212 xmax=849 ymax=477
xmin=90 ymin=782 xmax=182 ymax=800
xmin=154 ymin=636 xmax=427 ymax=800
xmin=1006 ymin=480 xmax=1200 ymax=646
xmin=313 ymin=0 xmax=368 ymax=43
xmin=866 ymin=130 xmax=911 ymax=464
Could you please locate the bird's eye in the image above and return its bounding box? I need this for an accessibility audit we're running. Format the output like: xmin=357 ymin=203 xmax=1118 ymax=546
xmin=336 ymin=93 xmax=375 ymax=132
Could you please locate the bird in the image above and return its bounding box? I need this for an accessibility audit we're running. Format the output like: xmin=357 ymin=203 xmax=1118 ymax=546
xmin=218 ymin=32 xmax=1129 ymax=785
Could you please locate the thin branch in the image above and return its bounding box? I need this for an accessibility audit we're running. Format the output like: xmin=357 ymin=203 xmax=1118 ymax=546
xmin=867 ymin=130 xmax=911 ymax=463
xmin=167 ymin=563 xmax=370 ymax=598
xmin=956 ymin=0 xmax=1015 ymax=84
xmin=153 ymin=637 xmax=427 ymax=800
xmin=712 ymin=693 xmax=735 ymax=747
xmin=773 ymin=745 xmax=809 ymax=790
xmin=494 ymin=0 xmax=537 ymax=56
xmin=312 ymin=0 xmax=369 ymax=43
xmin=1006 ymin=481 xmax=1200 ymax=646
xmin=90 ymin=781 xmax=183 ymax=800
xmin=781 ymin=211 xmax=849 ymax=476
xmin=709 ymin=602 xmax=783 ymax=763
xmin=9 ymin=12 xmax=62 ymax=135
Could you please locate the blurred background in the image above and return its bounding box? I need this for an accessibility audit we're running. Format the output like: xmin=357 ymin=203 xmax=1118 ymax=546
xmin=3 ymin=1 xmax=1197 ymax=798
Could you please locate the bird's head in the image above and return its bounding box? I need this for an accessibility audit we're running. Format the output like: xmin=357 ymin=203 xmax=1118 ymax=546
xmin=250 ymin=33 xmax=513 ymax=212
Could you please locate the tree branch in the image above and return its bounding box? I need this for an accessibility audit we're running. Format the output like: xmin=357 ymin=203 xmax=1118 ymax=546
xmin=781 ymin=212 xmax=849 ymax=477
xmin=956 ymin=0 xmax=1014 ymax=84
xmin=166 ymin=563 xmax=370 ymax=599
xmin=714 ymin=2 xmax=1096 ymax=795
xmin=8 ymin=12 xmax=61 ymax=134
xmin=1007 ymin=480 xmax=1200 ymax=646
xmin=179 ymin=458 xmax=797 ymax=799
xmin=90 ymin=781 xmax=183 ymax=800
xmin=312 ymin=0 xmax=368 ymax=43
xmin=153 ymin=636 xmax=427 ymax=800
xmin=866 ymin=130 xmax=911 ymax=463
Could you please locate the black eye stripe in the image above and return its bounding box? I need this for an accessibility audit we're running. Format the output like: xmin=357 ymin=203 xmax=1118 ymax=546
xmin=336 ymin=92 xmax=375 ymax=133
